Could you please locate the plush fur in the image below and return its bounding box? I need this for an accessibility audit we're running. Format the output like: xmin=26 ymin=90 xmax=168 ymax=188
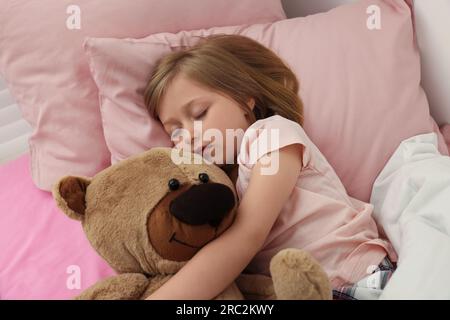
xmin=53 ymin=147 xmax=332 ymax=300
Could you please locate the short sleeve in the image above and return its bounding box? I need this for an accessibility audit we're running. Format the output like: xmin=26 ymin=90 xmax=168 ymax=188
xmin=237 ymin=115 xmax=310 ymax=171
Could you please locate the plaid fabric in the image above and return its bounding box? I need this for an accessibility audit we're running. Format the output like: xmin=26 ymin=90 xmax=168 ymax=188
xmin=332 ymin=257 xmax=397 ymax=300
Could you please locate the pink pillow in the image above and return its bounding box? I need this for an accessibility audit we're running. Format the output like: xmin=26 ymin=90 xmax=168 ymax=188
xmin=84 ymin=0 xmax=448 ymax=203
xmin=440 ymin=124 xmax=450 ymax=154
xmin=0 ymin=154 xmax=115 ymax=299
xmin=0 ymin=0 xmax=286 ymax=192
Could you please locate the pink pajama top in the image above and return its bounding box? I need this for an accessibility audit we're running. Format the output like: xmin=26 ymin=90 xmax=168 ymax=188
xmin=235 ymin=115 xmax=397 ymax=288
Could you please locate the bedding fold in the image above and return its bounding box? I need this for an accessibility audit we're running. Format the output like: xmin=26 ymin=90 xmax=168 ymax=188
xmin=370 ymin=132 xmax=450 ymax=299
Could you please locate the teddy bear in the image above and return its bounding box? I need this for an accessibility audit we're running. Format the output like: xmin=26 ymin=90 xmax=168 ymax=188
xmin=52 ymin=147 xmax=332 ymax=300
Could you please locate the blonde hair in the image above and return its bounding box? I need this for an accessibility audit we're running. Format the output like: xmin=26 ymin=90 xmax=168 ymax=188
xmin=143 ymin=34 xmax=304 ymax=126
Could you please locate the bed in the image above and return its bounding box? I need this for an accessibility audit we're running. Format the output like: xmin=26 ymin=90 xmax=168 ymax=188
xmin=1 ymin=0 xmax=450 ymax=300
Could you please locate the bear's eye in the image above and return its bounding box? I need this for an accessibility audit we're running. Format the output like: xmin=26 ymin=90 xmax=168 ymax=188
xmin=198 ymin=173 xmax=209 ymax=183
xmin=168 ymin=178 xmax=180 ymax=191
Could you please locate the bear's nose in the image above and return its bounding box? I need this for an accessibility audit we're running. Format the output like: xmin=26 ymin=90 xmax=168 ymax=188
xmin=169 ymin=183 xmax=235 ymax=227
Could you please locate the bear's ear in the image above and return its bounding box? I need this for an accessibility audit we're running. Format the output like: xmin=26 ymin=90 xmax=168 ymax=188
xmin=52 ymin=176 xmax=91 ymax=221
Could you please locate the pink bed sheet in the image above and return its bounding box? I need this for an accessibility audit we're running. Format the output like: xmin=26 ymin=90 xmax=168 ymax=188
xmin=0 ymin=154 xmax=115 ymax=299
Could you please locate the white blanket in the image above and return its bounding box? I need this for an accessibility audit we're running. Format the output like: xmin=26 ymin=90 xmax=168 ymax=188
xmin=370 ymin=132 xmax=450 ymax=299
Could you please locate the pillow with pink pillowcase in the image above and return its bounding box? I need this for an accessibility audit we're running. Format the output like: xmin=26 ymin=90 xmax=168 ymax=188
xmin=440 ymin=124 xmax=450 ymax=154
xmin=0 ymin=154 xmax=115 ymax=299
xmin=0 ymin=0 xmax=286 ymax=192
xmin=83 ymin=0 xmax=448 ymax=203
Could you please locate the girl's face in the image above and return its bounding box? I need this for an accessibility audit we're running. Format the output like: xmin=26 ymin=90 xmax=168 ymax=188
xmin=157 ymin=72 xmax=255 ymax=166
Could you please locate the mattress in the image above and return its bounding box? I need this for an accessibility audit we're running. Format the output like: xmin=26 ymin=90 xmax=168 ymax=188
xmin=0 ymin=74 xmax=32 ymax=164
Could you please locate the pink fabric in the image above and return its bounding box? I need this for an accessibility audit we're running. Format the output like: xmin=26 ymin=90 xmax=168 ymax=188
xmin=439 ymin=124 xmax=450 ymax=154
xmin=0 ymin=155 xmax=115 ymax=299
xmin=236 ymin=115 xmax=397 ymax=288
xmin=83 ymin=0 xmax=448 ymax=203
xmin=0 ymin=0 xmax=286 ymax=192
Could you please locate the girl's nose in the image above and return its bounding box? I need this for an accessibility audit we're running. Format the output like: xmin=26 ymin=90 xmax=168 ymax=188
xmin=184 ymin=123 xmax=196 ymax=142
xmin=186 ymin=124 xmax=203 ymax=154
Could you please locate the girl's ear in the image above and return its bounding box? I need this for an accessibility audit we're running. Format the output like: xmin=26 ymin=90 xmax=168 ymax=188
xmin=246 ymin=97 xmax=256 ymax=111
xmin=52 ymin=176 xmax=91 ymax=221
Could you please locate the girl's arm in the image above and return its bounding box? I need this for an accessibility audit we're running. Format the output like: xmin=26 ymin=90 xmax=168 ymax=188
xmin=146 ymin=143 xmax=303 ymax=300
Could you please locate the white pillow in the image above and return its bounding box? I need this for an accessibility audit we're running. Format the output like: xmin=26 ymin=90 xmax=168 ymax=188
xmin=0 ymin=75 xmax=31 ymax=164
xmin=414 ymin=0 xmax=450 ymax=125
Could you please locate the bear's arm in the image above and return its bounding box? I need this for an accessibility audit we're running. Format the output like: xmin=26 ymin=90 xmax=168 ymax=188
xmin=75 ymin=273 xmax=150 ymax=300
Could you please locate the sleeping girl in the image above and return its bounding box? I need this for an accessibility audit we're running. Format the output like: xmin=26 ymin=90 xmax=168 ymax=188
xmin=143 ymin=34 xmax=397 ymax=300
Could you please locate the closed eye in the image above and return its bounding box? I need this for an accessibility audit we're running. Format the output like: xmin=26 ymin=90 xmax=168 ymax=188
xmin=193 ymin=108 xmax=208 ymax=120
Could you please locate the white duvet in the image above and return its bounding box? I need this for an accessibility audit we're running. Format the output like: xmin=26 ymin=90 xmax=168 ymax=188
xmin=370 ymin=132 xmax=450 ymax=299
